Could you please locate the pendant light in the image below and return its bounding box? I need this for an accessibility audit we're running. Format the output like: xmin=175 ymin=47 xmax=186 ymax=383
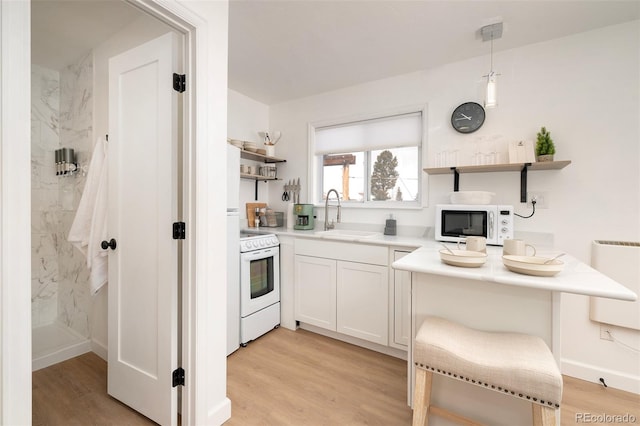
xmin=481 ymin=22 xmax=502 ymax=108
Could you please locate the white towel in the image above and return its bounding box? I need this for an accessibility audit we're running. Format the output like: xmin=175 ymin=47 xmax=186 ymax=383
xmin=68 ymin=138 xmax=109 ymax=295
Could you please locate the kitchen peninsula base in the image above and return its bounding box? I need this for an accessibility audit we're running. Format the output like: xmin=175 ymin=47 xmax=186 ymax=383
xmin=393 ymin=244 xmax=636 ymax=426
xmin=410 ymin=273 xmax=559 ymax=425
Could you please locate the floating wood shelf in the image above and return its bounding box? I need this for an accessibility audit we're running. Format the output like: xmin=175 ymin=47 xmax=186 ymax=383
xmin=239 ymin=151 xmax=286 ymax=200
xmin=423 ymin=160 xmax=571 ymax=175
xmin=240 ymin=150 xmax=286 ymax=164
xmin=424 ymin=160 xmax=572 ymax=202
xmin=240 ymin=173 xmax=279 ymax=181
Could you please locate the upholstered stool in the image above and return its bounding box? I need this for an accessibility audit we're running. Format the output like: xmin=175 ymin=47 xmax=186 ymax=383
xmin=412 ymin=316 xmax=562 ymax=426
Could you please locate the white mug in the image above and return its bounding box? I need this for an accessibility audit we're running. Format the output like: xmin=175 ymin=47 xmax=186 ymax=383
xmin=465 ymin=236 xmax=487 ymax=253
xmin=457 ymin=236 xmax=487 ymax=253
xmin=503 ymin=239 xmax=536 ymax=257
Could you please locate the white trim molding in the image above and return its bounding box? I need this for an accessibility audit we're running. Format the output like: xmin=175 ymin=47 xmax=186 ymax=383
xmin=128 ymin=1 xmax=231 ymax=424
xmin=1 ymin=0 xmax=32 ymax=424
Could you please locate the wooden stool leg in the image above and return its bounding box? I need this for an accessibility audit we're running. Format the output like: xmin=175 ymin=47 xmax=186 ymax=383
xmin=412 ymin=368 xmax=433 ymax=426
xmin=532 ymin=404 xmax=557 ymax=426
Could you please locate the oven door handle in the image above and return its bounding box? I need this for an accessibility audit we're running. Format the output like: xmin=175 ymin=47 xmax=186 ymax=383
xmin=240 ymin=246 xmax=279 ymax=261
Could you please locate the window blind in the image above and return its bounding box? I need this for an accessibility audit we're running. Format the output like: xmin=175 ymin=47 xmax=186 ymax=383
xmin=315 ymin=112 xmax=422 ymax=155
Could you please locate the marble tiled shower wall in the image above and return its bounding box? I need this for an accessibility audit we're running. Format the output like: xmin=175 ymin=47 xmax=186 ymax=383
xmin=31 ymin=54 xmax=93 ymax=338
xmin=31 ymin=64 xmax=61 ymax=327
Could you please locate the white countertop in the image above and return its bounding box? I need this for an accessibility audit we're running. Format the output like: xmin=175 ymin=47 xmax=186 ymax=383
xmin=263 ymin=226 xmax=637 ymax=302
xmin=268 ymin=226 xmax=428 ymax=248
xmin=392 ymin=244 xmax=637 ymax=302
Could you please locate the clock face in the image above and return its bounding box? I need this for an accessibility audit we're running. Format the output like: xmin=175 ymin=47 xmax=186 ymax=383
xmin=451 ymin=102 xmax=485 ymax=134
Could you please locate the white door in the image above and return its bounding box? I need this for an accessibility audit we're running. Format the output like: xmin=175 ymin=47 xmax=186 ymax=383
xmin=107 ymin=32 xmax=180 ymax=426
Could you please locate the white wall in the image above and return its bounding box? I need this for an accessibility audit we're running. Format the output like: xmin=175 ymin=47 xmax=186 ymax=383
xmin=228 ymin=89 xmax=270 ymax=224
xmin=263 ymin=21 xmax=640 ymax=392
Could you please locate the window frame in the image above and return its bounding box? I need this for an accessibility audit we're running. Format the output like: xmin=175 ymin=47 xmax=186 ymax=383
xmin=307 ymin=104 xmax=428 ymax=209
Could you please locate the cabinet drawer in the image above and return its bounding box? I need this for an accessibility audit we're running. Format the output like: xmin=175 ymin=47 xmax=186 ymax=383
xmin=295 ymin=238 xmax=387 ymax=265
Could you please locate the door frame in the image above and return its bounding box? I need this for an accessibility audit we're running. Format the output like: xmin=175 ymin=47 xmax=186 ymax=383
xmin=0 ymin=1 xmax=32 ymax=423
xmin=0 ymin=0 xmax=231 ymax=424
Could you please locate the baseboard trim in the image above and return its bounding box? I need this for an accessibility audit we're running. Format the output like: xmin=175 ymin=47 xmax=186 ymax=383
xmin=299 ymin=323 xmax=407 ymax=360
xmin=562 ymin=358 xmax=640 ymax=395
xmin=32 ymin=339 xmax=91 ymax=371
xmin=91 ymin=339 xmax=108 ymax=361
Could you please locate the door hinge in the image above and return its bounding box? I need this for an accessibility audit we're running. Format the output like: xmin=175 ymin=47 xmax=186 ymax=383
xmin=172 ymin=367 xmax=185 ymax=387
xmin=173 ymin=73 xmax=186 ymax=93
xmin=173 ymin=222 xmax=186 ymax=240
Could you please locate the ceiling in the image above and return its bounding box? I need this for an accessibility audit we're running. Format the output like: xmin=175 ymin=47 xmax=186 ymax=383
xmin=32 ymin=1 xmax=640 ymax=105
xmin=32 ymin=0 xmax=142 ymax=71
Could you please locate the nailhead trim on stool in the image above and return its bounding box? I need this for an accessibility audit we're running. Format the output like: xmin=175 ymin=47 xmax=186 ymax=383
xmin=414 ymin=362 xmax=560 ymax=408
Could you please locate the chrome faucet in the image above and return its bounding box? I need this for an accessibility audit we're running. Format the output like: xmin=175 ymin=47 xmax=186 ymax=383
xmin=324 ymin=189 xmax=341 ymax=230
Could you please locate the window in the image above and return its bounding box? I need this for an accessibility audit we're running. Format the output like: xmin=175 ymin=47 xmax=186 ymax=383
xmin=312 ymin=110 xmax=423 ymax=206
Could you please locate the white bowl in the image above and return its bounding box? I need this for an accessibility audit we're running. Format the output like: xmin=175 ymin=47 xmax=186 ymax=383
xmin=450 ymin=191 xmax=495 ymax=205
xmin=502 ymin=255 xmax=564 ymax=277
xmin=439 ymin=249 xmax=487 ymax=268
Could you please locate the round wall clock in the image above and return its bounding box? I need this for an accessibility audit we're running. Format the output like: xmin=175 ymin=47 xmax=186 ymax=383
xmin=451 ymin=102 xmax=485 ymax=134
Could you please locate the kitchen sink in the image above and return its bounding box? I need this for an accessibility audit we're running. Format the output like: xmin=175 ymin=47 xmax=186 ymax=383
xmin=315 ymin=229 xmax=381 ymax=239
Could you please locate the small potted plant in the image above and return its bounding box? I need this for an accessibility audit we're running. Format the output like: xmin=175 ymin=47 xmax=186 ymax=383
xmin=535 ymin=126 xmax=555 ymax=162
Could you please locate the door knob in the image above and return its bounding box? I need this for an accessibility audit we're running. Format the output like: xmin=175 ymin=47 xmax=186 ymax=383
xmin=101 ymin=238 xmax=117 ymax=250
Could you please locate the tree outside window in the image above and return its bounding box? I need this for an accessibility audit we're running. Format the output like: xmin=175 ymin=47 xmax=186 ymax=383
xmin=370 ymin=150 xmax=399 ymax=201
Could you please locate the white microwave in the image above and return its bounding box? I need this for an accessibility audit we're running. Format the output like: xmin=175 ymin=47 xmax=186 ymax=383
xmin=435 ymin=204 xmax=514 ymax=246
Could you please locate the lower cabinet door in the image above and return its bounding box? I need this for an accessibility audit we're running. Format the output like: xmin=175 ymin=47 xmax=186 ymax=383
xmin=294 ymin=255 xmax=337 ymax=331
xmin=336 ymin=261 xmax=388 ymax=345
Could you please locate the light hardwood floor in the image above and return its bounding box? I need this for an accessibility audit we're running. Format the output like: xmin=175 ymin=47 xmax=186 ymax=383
xmin=33 ymin=327 xmax=639 ymax=425
xmin=32 ymin=350 xmax=155 ymax=426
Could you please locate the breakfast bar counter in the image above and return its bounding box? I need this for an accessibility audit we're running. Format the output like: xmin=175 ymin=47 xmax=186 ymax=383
xmin=392 ymin=244 xmax=637 ymax=302
xmin=392 ymin=245 xmax=636 ymax=426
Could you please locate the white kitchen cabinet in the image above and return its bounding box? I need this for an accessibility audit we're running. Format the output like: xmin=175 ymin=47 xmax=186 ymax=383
xmin=294 ymin=239 xmax=389 ymax=346
xmin=294 ymin=255 xmax=337 ymax=331
xmin=337 ymin=261 xmax=388 ymax=345
xmin=391 ymin=250 xmax=411 ymax=348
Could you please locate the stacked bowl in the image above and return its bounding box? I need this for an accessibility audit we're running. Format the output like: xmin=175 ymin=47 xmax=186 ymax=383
xmin=228 ymin=139 xmax=243 ymax=149
xmin=243 ymin=141 xmax=258 ymax=152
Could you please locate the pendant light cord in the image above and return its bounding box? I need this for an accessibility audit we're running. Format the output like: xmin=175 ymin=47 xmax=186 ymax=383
xmin=490 ymin=34 xmax=494 ymax=73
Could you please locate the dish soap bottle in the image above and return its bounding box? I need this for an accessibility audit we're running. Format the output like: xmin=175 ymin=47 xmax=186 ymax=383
xmin=384 ymin=214 xmax=397 ymax=236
